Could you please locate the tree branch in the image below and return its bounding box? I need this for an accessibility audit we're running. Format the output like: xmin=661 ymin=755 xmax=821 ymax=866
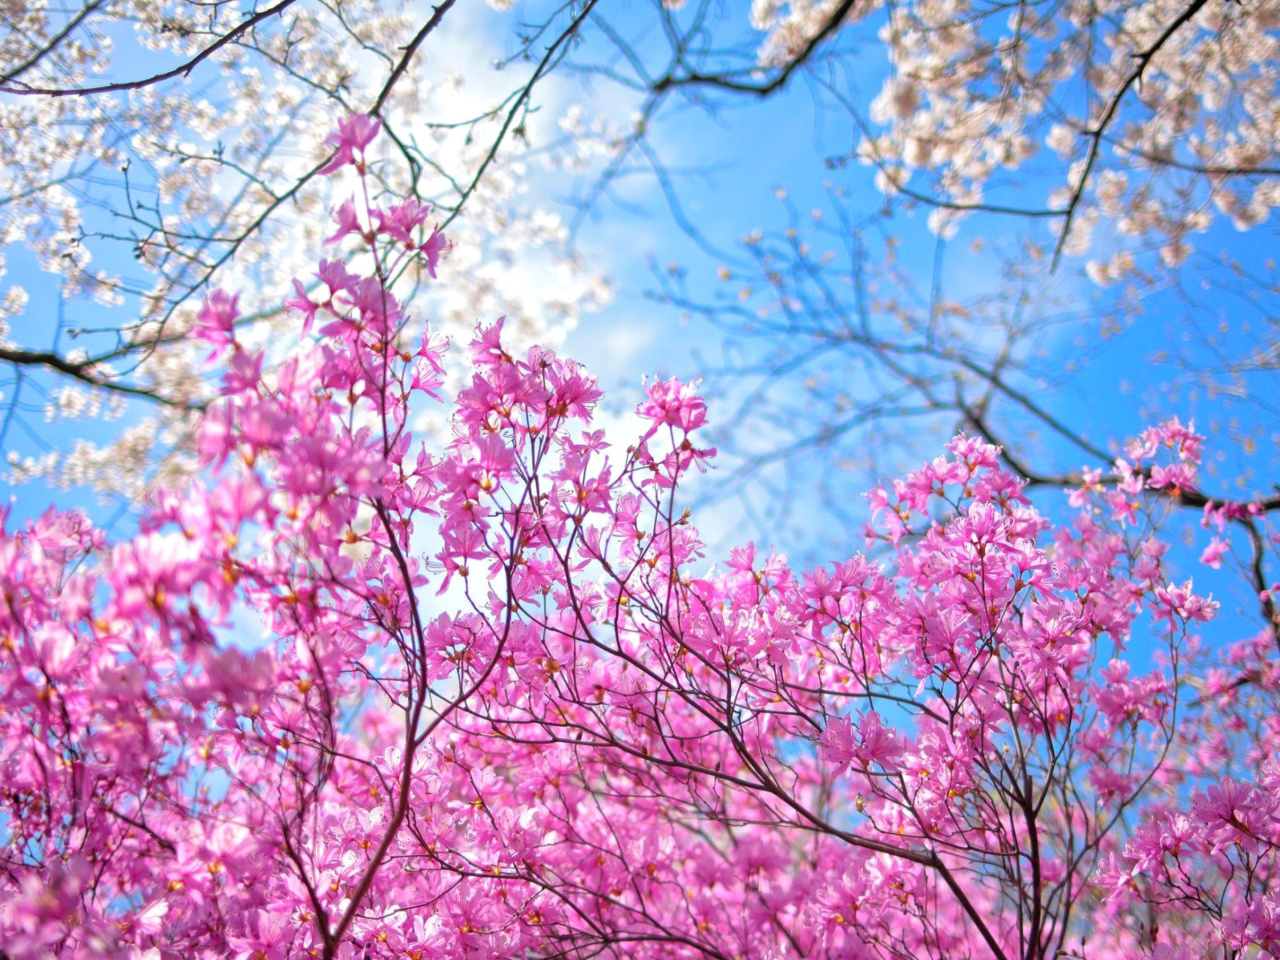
xmin=1 ymin=0 xmax=299 ymax=97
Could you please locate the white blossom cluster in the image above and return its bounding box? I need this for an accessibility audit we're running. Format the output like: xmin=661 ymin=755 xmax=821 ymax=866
xmin=750 ymin=0 xmax=1280 ymax=279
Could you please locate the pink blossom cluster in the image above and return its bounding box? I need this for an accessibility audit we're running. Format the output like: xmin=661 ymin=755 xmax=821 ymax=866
xmin=2 ymin=118 xmax=1277 ymax=960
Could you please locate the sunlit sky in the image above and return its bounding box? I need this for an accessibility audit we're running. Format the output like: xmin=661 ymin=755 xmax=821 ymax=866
xmin=3 ymin=0 xmax=1277 ymax=641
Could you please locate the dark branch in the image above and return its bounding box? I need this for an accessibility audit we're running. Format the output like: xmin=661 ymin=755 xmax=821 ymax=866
xmin=0 ymin=346 xmax=205 ymax=410
xmin=1 ymin=0 xmax=299 ymax=97
xmin=652 ymin=0 xmax=859 ymax=98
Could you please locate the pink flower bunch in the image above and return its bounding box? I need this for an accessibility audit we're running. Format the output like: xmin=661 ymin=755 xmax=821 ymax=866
xmin=2 ymin=116 xmax=1277 ymax=960
xmin=319 ymin=113 xmax=381 ymax=174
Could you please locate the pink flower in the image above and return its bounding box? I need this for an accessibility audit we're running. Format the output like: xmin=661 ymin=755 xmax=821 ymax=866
xmin=856 ymin=711 xmax=905 ymax=772
xmin=1200 ymin=537 xmax=1229 ymax=569
xmin=194 ymin=289 xmax=240 ymax=358
xmin=422 ymin=226 xmax=448 ymax=278
xmin=1152 ymin=579 xmax=1218 ymax=623
xmin=229 ymin=910 xmax=292 ymax=960
xmin=284 ymin=280 xmax=319 ymax=333
xmin=222 ymin=347 xmax=263 ymax=395
xmin=316 ymin=258 xmax=359 ymax=297
xmin=819 ymin=715 xmax=858 ymax=778
xmin=319 ymin=113 xmax=381 ymax=174
xmin=820 ymin=712 xmax=905 ymax=778
xmin=326 ymin=198 xmax=363 ymax=245
xmin=376 ymin=199 xmax=430 ymax=246
xmin=638 ymin=376 xmax=707 ymax=434
xmin=1192 ymin=778 xmax=1255 ymax=828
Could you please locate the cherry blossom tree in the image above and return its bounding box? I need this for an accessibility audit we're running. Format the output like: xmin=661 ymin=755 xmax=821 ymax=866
xmin=596 ymin=0 xmax=1280 ymax=637
xmin=745 ymin=0 xmax=1280 ymax=267
xmin=597 ymin=0 xmax=1273 ymax=417
xmin=3 ymin=121 xmax=1278 ymax=960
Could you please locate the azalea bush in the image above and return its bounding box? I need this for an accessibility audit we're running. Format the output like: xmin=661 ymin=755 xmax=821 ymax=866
xmin=2 ymin=121 xmax=1278 ymax=960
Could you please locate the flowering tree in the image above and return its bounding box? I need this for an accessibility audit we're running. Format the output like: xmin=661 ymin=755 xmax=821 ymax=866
xmin=3 ymin=123 xmax=1278 ymax=960
xmin=746 ymin=0 xmax=1280 ymax=266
